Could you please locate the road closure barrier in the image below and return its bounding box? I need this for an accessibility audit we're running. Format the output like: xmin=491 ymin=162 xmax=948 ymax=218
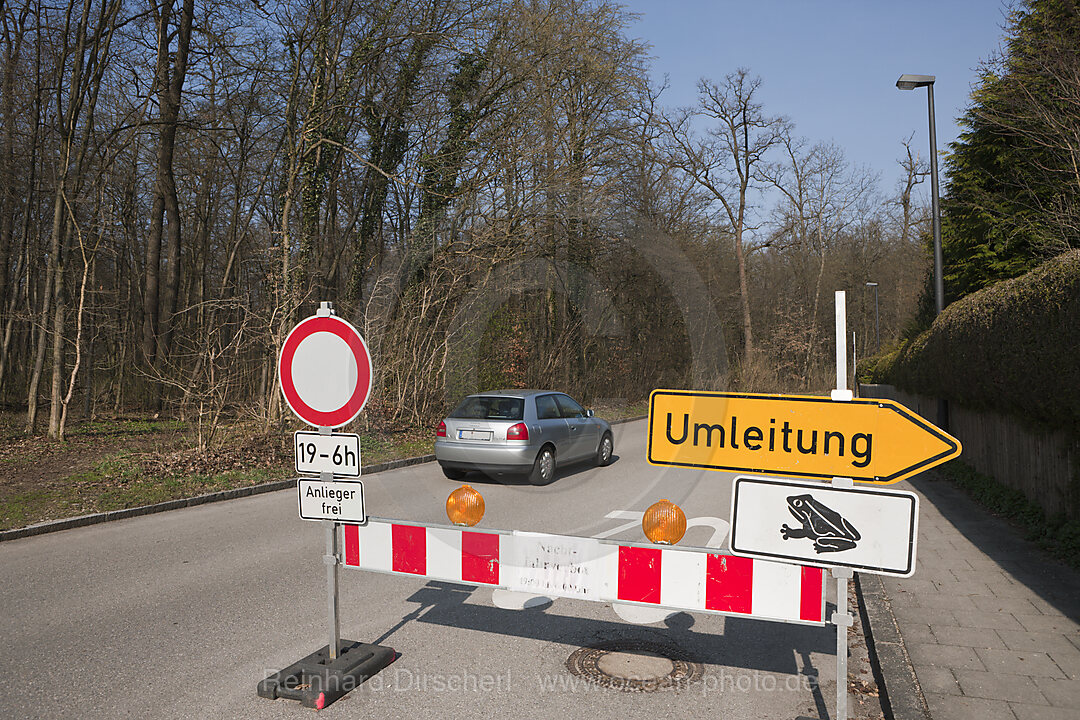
xmin=261 ymin=293 xmax=944 ymax=716
xmin=343 ymin=519 xmax=826 ymax=625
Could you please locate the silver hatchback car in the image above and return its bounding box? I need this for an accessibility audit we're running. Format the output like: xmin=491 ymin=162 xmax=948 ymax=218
xmin=435 ymin=390 xmax=614 ymax=485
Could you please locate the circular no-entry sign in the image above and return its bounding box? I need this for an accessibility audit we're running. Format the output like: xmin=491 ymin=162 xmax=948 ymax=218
xmin=278 ymin=314 xmax=372 ymax=428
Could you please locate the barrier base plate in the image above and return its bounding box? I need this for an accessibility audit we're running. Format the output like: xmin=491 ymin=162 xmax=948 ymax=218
xmin=257 ymin=640 xmax=395 ymax=709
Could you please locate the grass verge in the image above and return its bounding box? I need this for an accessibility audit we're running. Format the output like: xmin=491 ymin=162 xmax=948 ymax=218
xmin=939 ymin=459 xmax=1080 ymax=569
xmin=0 ymin=401 xmax=649 ymax=532
xmin=0 ymin=454 xmax=291 ymax=531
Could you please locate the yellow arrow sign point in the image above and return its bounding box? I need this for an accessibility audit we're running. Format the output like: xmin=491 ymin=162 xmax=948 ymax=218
xmin=647 ymin=390 xmax=961 ymax=485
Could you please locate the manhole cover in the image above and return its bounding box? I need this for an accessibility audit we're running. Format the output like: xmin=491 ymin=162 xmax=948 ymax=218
xmin=565 ymin=640 xmax=704 ymax=692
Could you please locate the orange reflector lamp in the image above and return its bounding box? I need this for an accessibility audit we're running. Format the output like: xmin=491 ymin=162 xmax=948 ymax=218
xmin=642 ymin=499 xmax=686 ymax=545
xmin=446 ymin=485 xmax=485 ymax=527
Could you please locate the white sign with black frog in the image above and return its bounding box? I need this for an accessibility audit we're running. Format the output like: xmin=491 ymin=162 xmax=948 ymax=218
xmin=729 ymin=475 xmax=919 ymax=577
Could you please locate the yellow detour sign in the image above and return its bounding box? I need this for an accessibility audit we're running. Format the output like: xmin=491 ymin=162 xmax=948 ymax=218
xmin=647 ymin=390 xmax=961 ymax=485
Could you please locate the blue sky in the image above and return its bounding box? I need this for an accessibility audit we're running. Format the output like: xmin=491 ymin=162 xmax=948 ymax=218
xmin=619 ymin=0 xmax=1012 ymax=199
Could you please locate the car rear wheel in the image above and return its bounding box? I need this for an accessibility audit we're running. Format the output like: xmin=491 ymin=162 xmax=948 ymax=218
xmin=528 ymin=446 xmax=556 ymax=486
xmin=441 ymin=465 xmax=468 ymax=480
xmin=596 ymin=432 xmax=614 ymax=466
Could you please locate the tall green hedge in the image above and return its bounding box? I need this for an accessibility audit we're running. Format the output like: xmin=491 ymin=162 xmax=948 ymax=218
xmin=860 ymin=249 xmax=1080 ymax=436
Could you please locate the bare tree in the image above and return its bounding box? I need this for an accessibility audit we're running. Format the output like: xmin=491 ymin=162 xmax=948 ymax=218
xmin=896 ymin=133 xmax=928 ymax=246
xmin=766 ymin=138 xmax=877 ymax=376
xmin=142 ymin=0 xmax=195 ymax=410
xmin=664 ymin=69 xmax=786 ymax=361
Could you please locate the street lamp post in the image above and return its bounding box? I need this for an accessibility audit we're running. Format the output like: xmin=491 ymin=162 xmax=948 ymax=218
xmin=896 ymin=74 xmax=944 ymax=315
xmin=865 ymin=282 xmax=879 ymax=351
xmin=897 ymin=74 xmax=949 ymax=431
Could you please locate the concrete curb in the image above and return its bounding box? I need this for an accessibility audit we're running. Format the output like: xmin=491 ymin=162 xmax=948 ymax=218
xmin=0 ymin=414 xmax=648 ymax=543
xmin=855 ymin=572 xmax=931 ymax=720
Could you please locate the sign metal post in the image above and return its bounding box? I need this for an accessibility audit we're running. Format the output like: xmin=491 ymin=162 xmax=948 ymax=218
xmin=320 ymin=442 xmax=340 ymax=661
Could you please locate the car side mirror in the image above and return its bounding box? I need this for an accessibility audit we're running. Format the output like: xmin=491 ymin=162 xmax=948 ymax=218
xmin=584 ymin=409 xmax=594 ymax=418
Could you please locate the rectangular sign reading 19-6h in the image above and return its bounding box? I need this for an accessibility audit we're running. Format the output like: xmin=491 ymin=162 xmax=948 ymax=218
xmin=647 ymin=389 xmax=961 ymax=485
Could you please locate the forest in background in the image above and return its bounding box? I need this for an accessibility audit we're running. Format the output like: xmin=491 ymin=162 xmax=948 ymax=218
xmin=0 ymin=0 xmax=931 ymax=444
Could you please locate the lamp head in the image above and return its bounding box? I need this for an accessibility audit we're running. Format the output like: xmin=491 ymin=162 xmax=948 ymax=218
xmin=897 ymin=74 xmax=935 ymax=90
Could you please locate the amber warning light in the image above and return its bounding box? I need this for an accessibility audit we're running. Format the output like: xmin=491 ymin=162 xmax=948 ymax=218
xmin=642 ymin=499 xmax=686 ymax=545
xmin=446 ymin=485 xmax=485 ymax=527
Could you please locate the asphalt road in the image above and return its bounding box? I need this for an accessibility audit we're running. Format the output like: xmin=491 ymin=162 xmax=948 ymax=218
xmin=0 ymin=419 xmax=847 ymax=719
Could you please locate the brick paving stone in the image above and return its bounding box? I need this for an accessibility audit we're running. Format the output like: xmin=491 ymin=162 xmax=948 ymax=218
xmin=907 ymin=643 xmax=987 ymax=671
xmin=948 ymin=537 xmax=981 ymax=553
xmin=952 ymin=609 xmax=1027 ymax=631
xmin=996 ymin=629 xmax=1080 ymax=654
xmin=1033 ymin=677 xmax=1080 ymax=708
xmin=965 ymin=560 xmax=1008 ymax=574
xmin=974 ymin=648 xmax=1067 ymax=679
xmin=972 ymin=596 xmax=1044 ymax=615
xmin=894 ymin=579 xmax=940 ymax=594
xmin=911 ymin=593 xmax=981 ymax=612
xmin=992 ymin=582 xmax=1053 ymax=600
xmin=893 ymin=605 xmax=958 ymax=626
xmin=904 ymin=568 xmax=955 ymax=585
xmin=898 ymin=621 xmax=936 ymax=644
xmin=913 ymin=665 xmax=961 ymax=696
xmin=1027 ymin=596 xmax=1073 ymax=615
xmin=1015 ymin=614 xmax=1080 ymax=636
xmin=930 ymin=624 xmax=1006 ymax=649
xmin=951 ymin=568 xmax=994 ymax=584
xmin=934 ymin=579 xmax=997 ymax=596
xmin=1044 ymin=644 xmax=1080 ymax=680
xmin=924 ymin=692 xmax=1017 ymax=720
xmin=1008 ymin=703 xmax=1079 ymax=720
xmin=955 ymin=669 xmax=1047 ymax=703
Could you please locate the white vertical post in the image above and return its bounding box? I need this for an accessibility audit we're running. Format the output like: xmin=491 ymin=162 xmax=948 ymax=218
xmin=831 ymin=289 xmax=854 ymax=718
xmin=832 ymin=291 xmax=853 ymax=401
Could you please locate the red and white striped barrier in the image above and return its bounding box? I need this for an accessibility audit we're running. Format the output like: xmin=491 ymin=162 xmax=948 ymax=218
xmin=343 ymin=520 xmax=825 ymax=625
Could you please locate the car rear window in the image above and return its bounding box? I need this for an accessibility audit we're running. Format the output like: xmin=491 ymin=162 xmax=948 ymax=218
xmin=450 ymin=396 xmax=524 ymax=420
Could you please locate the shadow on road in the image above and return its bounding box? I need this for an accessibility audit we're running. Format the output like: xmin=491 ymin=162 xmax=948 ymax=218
xmin=371 ymin=580 xmax=833 ymax=684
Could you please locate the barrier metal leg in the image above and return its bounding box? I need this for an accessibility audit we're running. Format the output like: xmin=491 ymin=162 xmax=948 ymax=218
xmin=833 ymin=567 xmax=853 ymax=720
xmin=830 ymin=470 xmax=855 ymax=719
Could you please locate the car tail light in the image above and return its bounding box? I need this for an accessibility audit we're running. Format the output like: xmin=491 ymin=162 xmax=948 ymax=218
xmin=436 ymin=420 xmax=447 ymax=438
xmin=506 ymin=422 xmax=529 ymax=441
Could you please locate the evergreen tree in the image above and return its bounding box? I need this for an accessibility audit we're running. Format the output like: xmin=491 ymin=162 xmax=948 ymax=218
xmin=941 ymin=0 xmax=1080 ymax=301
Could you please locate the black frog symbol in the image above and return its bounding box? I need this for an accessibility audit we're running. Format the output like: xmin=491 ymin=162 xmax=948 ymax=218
xmin=780 ymin=494 xmax=860 ymax=553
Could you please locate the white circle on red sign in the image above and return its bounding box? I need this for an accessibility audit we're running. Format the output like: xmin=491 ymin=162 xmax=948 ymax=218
xmin=278 ymin=314 xmax=372 ymax=428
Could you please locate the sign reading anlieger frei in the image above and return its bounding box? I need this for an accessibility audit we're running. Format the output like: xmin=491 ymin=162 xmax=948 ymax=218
xmin=298 ymin=479 xmax=366 ymax=523
xmin=647 ymin=389 xmax=961 ymax=485
xmin=729 ymin=475 xmax=919 ymax=577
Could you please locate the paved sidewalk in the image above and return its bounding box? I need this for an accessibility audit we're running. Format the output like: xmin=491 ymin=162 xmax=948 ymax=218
xmin=876 ymin=472 xmax=1080 ymax=720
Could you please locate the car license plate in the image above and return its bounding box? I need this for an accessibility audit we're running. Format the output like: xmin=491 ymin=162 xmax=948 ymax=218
xmin=458 ymin=429 xmax=492 ymax=441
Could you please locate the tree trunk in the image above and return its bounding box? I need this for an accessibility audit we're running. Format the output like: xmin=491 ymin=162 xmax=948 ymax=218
xmin=47 ymin=287 xmax=64 ymax=438
xmin=155 ymin=0 xmax=193 ymax=364
xmin=27 ymin=189 xmax=62 ymax=434
xmin=142 ymin=0 xmax=193 ymax=409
